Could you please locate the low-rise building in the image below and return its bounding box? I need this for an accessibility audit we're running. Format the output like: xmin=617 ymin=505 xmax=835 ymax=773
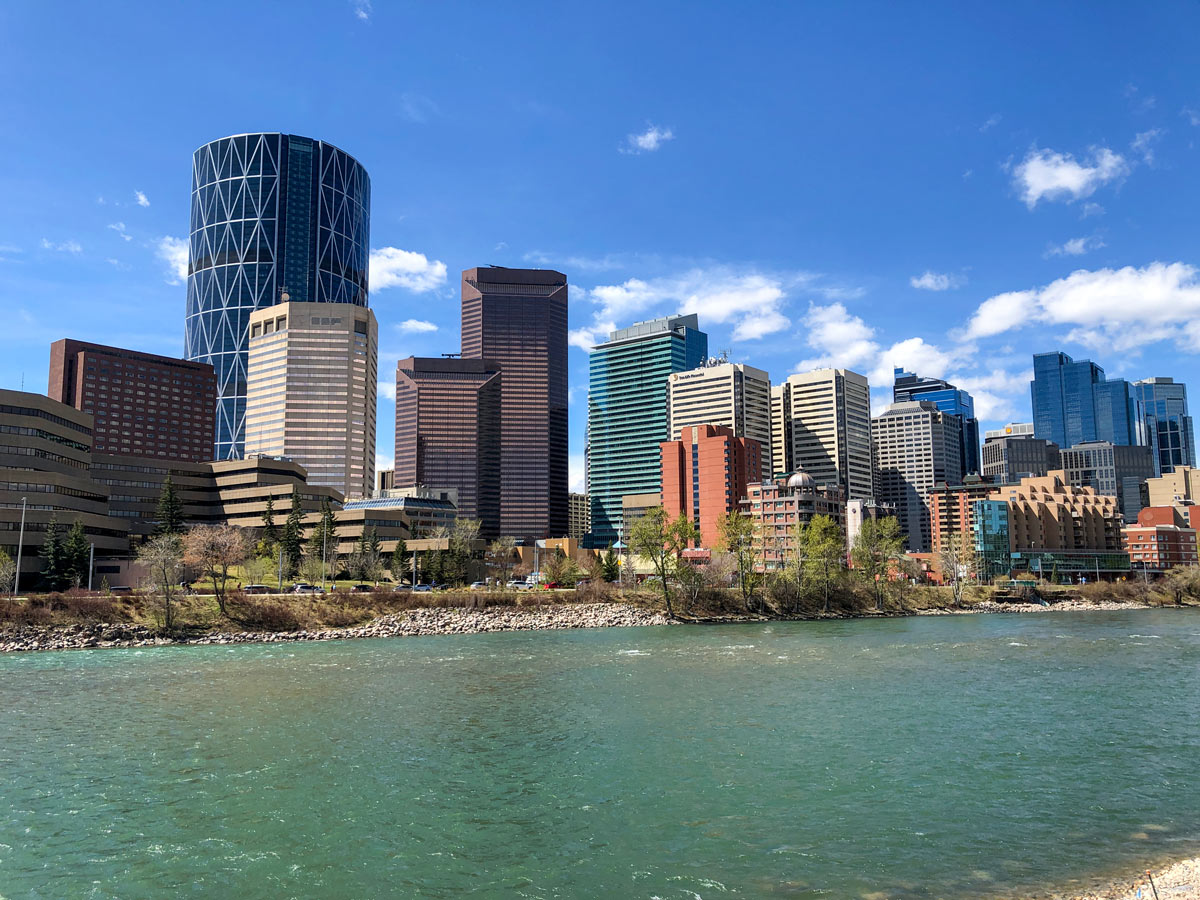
xmin=1122 ymin=507 xmax=1199 ymax=573
xmin=928 ymin=476 xmax=998 ymax=556
xmin=742 ymin=471 xmax=844 ymax=571
xmin=1060 ymin=441 xmax=1155 ymax=523
xmin=568 ymin=492 xmax=590 ymax=541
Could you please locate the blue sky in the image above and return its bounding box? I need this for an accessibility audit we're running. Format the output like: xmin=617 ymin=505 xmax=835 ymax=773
xmin=3 ymin=1 xmax=1200 ymax=491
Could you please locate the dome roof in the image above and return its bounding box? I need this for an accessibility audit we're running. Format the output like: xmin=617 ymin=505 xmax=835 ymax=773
xmin=787 ymin=470 xmax=815 ymax=490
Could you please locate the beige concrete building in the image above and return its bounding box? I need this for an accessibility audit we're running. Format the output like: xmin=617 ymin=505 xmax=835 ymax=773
xmin=1146 ymin=465 xmax=1200 ymax=508
xmin=770 ymin=382 xmax=791 ymax=478
xmin=774 ymin=368 xmax=874 ymax=500
xmin=569 ymin=491 xmax=590 ymax=540
xmin=667 ymin=362 xmax=773 ymax=477
xmin=245 ymin=299 xmax=378 ymax=500
xmin=989 ymin=471 xmax=1123 ymax=553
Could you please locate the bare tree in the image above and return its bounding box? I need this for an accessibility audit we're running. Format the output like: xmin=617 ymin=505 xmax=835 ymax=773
xmin=719 ymin=511 xmax=761 ymax=613
xmin=488 ymin=536 xmax=517 ymax=588
xmin=183 ymin=524 xmax=249 ymax=616
xmin=138 ymin=534 xmax=183 ymax=631
xmin=628 ymin=507 xmax=697 ymax=618
xmin=0 ymin=548 xmax=15 ymax=596
xmin=938 ymin=531 xmax=979 ymax=607
xmin=1164 ymin=565 xmax=1200 ymax=606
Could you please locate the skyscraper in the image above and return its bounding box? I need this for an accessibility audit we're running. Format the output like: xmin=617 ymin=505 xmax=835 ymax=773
xmin=667 ymin=362 xmax=773 ymax=477
xmin=1031 ymin=351 xmax=1141 ymax=449
xmin=185 ymin=133 xmax=370 ymax=460
xmin=244 ymin=299 xmax=378 ymax=499
xmin=587 ymin=314 xmax=708 ymax=546
xmin=871 ymin=400 xmax=964 ymax=551
xmin=892 ymin=367 xmax=981 ymax=474
xmin=775 ymin=368 xmax=874 ymax=500
xmin=460 ymin=266 xmax=567 ymax=540
xmin=1134 ymin=377 xmax=1195 ymax=476
xmin=394 ymin=357 xmax=502 ymax=537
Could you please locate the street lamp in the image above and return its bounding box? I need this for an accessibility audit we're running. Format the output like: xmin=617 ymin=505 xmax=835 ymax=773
xmin=13 ymin=497 xmax=27 ymax=596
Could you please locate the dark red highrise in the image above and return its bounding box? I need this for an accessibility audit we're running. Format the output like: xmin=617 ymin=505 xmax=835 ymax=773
xmin=460 ymin=267 xmax=567 ymax=540
xmin=394 ymin=357 xmax=502 ymax=538
xmin=48 ymin=339 xmax=216 ymax=462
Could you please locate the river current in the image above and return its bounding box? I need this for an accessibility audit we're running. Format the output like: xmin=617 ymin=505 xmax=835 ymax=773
xmin=2 ymin=609 xmax=1198 ymax=898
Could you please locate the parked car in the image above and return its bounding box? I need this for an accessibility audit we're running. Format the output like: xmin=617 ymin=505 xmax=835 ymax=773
xmin=393 ymin=583 xmax=412 ymax=592
xmin=242 ymin=584 xmax=272 ymax=594
xmin=108 ymin=585 xmax=133 ymax=594
xmin=351 ymin=584 xmax=375 ymax=593
xmin=469 ymin=581 xmax=487 ymax=590
xmin=292 ymin=583 xmax=324 ymax=595
xmin=412 ymin=584 xmax=434 ymax=593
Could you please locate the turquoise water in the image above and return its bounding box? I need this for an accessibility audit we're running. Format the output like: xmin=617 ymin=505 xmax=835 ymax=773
xmin=2 ymin=610 xmax=1198 ymax=899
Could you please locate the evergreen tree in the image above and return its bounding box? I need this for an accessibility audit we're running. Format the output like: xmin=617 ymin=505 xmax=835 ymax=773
xmin=280 ymin=489 xmax=304 ymax=576
xmin=62 ymin=520 xmax=91 ymax=589
xmin=41 ymin=514 xmax=63 ymax=590
xmin=601 ymin=546 xmax=620 ymax=583
xmin=154 ymin=476 xmax=185 ymax=536
xmin=389 ymin=538 xmax=409 ymax=581
xmin=260 ymin=495 xmax=278 ymax=546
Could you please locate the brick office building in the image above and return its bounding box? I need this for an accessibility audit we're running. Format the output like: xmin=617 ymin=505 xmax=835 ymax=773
xmin=48 ymin=339 xmax=216 ymax=462
xmin=1123 ymin=506 xmax=1199 ymax=572
xmin=661 ymin=424 xmax=761 ymax=549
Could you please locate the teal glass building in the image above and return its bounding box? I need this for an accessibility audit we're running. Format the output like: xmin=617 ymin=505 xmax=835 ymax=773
xmin=1134 ymin=377 xmax=1195 ymax=476
xmin=1030 ymin=351 xmax=1140 ymax=450
xmin=586 ymin=315 xmax=708 ymax=546
xmin=185 ymin=133 xmax=371 ymax=459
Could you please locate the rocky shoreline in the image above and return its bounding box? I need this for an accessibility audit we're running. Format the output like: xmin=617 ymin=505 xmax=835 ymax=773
xmin=0 ymin=603 xmax=674 ymax=653
xmin=1 ymin=597 xmax=1185 ymax=654
xmin=1062 ymin=855 xmax=1200 ymax=899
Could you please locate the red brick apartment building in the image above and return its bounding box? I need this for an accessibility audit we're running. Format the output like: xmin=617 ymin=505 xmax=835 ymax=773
xmin=661 ymin=424 xmax=761 ymax=549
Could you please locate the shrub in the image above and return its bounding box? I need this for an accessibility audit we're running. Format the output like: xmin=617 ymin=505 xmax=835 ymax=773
xmin=60 ymin=592 xmax=123 ymax=622
xmin=0 ymin=598 xmax=53 ymax=626
xmin=227 ymin=597 xmax=307 ymax=631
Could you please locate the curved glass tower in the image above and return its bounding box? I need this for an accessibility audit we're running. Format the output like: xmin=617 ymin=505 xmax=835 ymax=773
xmin=185 ymin=133 xmax=371 ymax=459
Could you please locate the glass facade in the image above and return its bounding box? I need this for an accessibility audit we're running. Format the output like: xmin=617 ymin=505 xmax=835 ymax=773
xmin=185 ymin=133 xmax=371 ymax=459
xmin=971 ymin=499 xmax=1011 ymax=580
xmin=1134 ymin=378 xmax=1195 ymax=476
xmin=892 ymin=367 xmax=980 ymax=475
xmin=587 ymin=315 xmax=708 ymax=546
xmin=1031 ymin=352 xmax=1140 ymax=450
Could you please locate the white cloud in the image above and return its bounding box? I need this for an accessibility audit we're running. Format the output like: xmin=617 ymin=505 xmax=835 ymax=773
xmin=0 ymin=244 xmax=21 ymax=254
xmin=155 ymin=236 xmax=189 ymax=284
xmin=134 ymin=190 xmax=150 ymax=207
xmin=1131 ymin=128 xmax=1163 ymax=164
xmin=1044 ymin=235 xmax=1104 ymax=258
xmin=569 ymin=453 xmax=586 ymax=493
xmin=795 ymin=302 xmax=881 ymax=372
xmin=107 ymin=222 xmax=132 ymax=242
xmin=398 ymin=319 xmax=438 ymax=333
xmin=910 ymin=270 xmax=964 ymax=291
xmin=1012 ymin=146 xmax=1129 ymax=209
xmin=375 ymin=452 xmax=393 ymax=474
xmin=369 ymin=247 xmax=447 ymax=293
xmin=524 ymin=250 xmax=629 ymax=272
xmin=959 ymin=262 xmax=1200 ymax=353
xmin=377 ymin=380 xmax=396 ymax=401
xmin=399 ymin=92 xmax=438 ymax=123
xmin=979 ymin=113 xmax=1002 ymax=133
xmin=353 ymin=0 xmax=371 ymax=20
xmin=621 ymin=124 xmax=674 ymax=155
xmin=950 ymin=368 xmax=1033 ymax=422
xmin=1080 ymin=202 xmax=1105 ymax=219
xmin=576 ymin=267 xmax=796 ymax=349
xmin=1183 ymin=107 xmax=1200 ymax=127
xmin=40 ymin=238 xmax=82 ymax=253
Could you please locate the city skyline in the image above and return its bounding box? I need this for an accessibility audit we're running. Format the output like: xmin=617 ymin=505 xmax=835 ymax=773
xmin=3 ymin=4 xmax=1200 ymax=495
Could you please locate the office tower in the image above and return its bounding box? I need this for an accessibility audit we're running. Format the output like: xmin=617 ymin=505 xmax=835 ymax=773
xmin=394 ymin=357 xmax=502 ymax=537
xmin=568 ymin=492 xmax=591 ymax=541
xmin=244 ymin=300 xmax=378 ymax=500
xmin=892 ymin=367 xmax=981 ymax=474
xmin=1059 ymin=441 xmax=1155 ymax=523
xmin=770 ymin=382 xmax=792 ymax=476
xmin=587 ymin=314 xmax=708 ymax=546
xmin=1031 ymin=351 xmax=1141 ymax=449
xmin=185 ymin=133 xmax=370 ymax=460
xmin=745 ymin=472 xmax=845 ymax=571
xmin=871 ymin=400 xmax=964 ymax=551
xmin=1134 ymin=377 xmax=1195 ymax=476
xmin=981 ymin=434 xmax=1061 ymax=483
xmin=778 ymin=368 xmax=874 ymax=500
xmin=667 ymin=362 xmax=773 ymax=477
xmin=377 ymin=469 xmax=395 ymax=493
xmin=48 ymin=339 xmax=216 ymax=462
xmin=460 ymin=266 xmax=567 ymax=540
xmin=660 ymin=425 xmax=761 ymax=548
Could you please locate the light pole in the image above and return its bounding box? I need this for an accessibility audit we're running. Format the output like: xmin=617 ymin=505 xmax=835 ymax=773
xmin=87 ymin=543 xmax=94 ymax=591
xmin=13 ymin=497 xmax=26 ymax=596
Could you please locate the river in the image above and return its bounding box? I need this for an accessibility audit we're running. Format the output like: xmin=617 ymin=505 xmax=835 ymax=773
xmin=2 ymin=609 xmax=1198 ymax=898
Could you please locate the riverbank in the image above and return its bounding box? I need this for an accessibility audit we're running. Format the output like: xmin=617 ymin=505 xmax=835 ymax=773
xmin=0 ymin=602 xmax=673 ymax=652
xmin=1062 ymin=856 xmax=1200 ymax=899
